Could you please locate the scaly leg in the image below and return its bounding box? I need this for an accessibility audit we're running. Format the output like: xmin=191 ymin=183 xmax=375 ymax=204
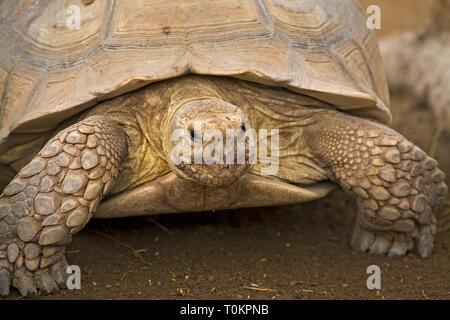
xmin=0 ymin=116 xmax=127 ymax=296
xmin=304 ymin=113 xmax=447 ymax=258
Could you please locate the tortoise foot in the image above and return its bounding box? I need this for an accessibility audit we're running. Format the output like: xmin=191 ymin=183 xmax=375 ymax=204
xmin=0 ymin=234 xmax=69 ymax=296
xmin=351 ymin=219 xmax=415 ymax=257
xmin=0 ymin=116 xmax=127 ymax=296
xmin=305 ymin=113 xmax=448 ymax=258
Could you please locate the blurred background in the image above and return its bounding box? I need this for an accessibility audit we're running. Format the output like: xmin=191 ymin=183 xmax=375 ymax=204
xmin=359 ymin=0 xmax=450 ymax=123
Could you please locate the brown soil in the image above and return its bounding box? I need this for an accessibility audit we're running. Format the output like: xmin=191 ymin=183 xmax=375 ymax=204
xmin=2 ymin=89 xmax=449 ymax=300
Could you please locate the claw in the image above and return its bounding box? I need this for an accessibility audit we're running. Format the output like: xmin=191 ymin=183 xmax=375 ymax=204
xmin=36 ymin=270 xmax=59 ymax=293
xmin=369 ymin=236 xmax=391 ymax=255
xmin=15 ymin=274 xmax=37 ymax=297
xmin=388 ymin=240 xmax=407 ymax=257
xmin=50 ymin=261 xmax=69 ymax=288
xmin=0 ymin=269 xmax=11 ymax=296
xmin=351 ymin=227 xmax=375 ymax=252
xmin=418 ymin=233 xmax=434 ymax=259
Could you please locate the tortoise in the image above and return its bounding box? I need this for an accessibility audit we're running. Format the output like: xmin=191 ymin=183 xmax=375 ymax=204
xmin=0 ymin=0 xmax=447 ymax=297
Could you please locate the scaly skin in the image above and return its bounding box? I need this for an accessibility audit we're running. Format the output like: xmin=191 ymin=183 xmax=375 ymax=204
xmin=304 ymin=113 xmax=447 ymax=258
xmin=0 ymin=116 xmax=127 ymax=296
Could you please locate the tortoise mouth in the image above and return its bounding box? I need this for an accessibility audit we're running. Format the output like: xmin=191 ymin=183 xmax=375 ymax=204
xmin=174 ymin=162 xmax=251 ymax=188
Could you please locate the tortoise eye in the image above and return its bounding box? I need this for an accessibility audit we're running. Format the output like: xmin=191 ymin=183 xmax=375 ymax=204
xmin=241 ymin=124 xmax=246 ymax=132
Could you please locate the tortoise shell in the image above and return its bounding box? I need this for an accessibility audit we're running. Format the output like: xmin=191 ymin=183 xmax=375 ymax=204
xmin=0 ymin=0 xmax=390 ymax=175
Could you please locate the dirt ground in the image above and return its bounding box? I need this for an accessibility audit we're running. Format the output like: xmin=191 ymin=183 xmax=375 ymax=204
xmin=2 ymin=0 xmax=449 ymax=301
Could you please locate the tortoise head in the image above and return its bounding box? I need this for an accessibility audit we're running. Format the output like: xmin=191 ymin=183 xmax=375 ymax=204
xmin=166 ymin=99 xmax=253 ymax=187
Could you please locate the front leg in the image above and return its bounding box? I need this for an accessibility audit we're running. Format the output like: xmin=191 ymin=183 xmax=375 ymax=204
xmin=0 ymin=116 xmax=127 ymax=296
xmin=304 ymin=113 xmax=447 ymax=258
